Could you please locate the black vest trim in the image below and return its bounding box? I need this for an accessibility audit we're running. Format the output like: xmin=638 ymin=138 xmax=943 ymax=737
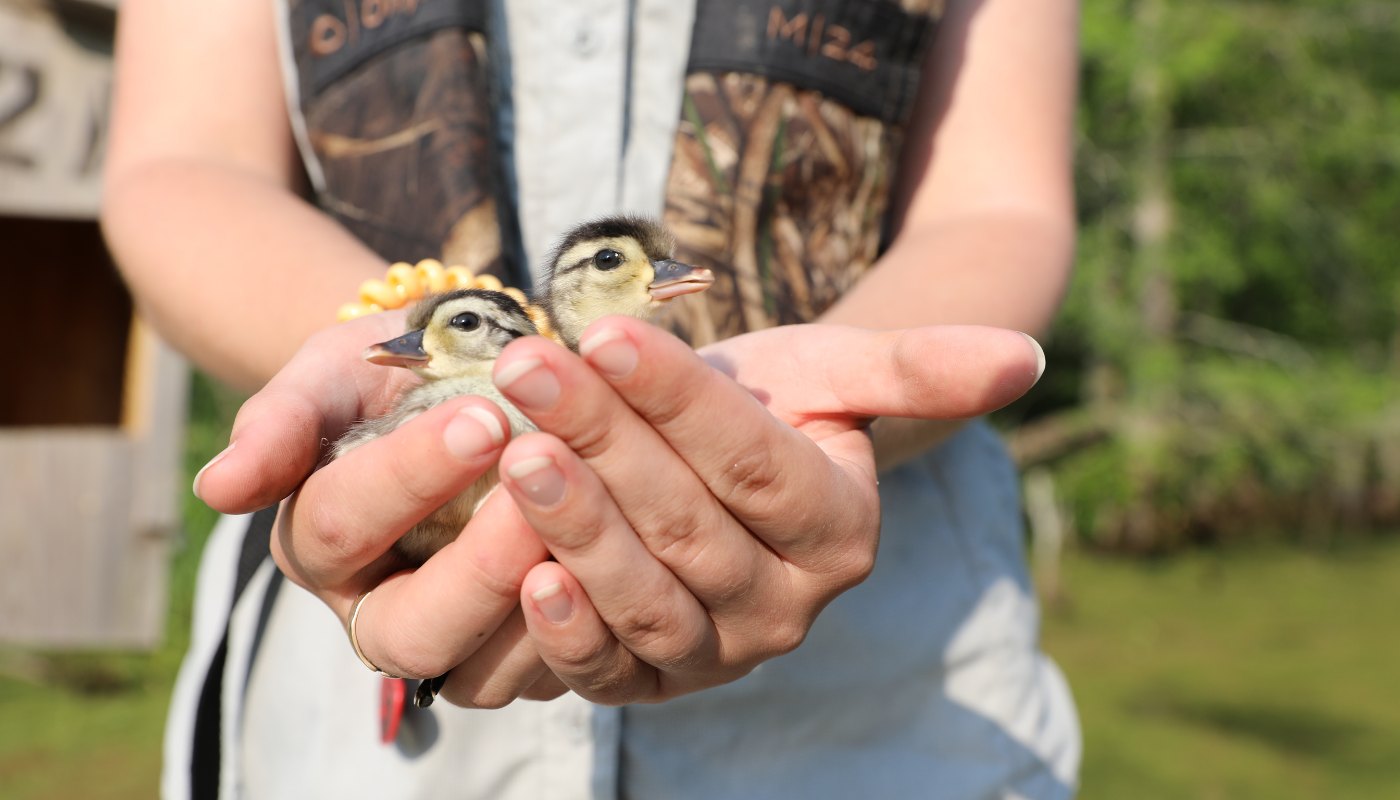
xmin=290 ymin=0 xmax=489 ymax=96
xmin=688 ymin=0 xmax=936 ymax=124
xmin=190 ymin=505 xmax=279 ymax=797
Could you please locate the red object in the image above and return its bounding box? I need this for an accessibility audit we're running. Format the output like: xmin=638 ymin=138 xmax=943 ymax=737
xmin=379 ymin=677 xmax=407 ymax=744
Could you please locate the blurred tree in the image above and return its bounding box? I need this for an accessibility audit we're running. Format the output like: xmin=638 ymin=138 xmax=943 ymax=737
xmin=1005 ymin=0 xmax=1400 ymax=548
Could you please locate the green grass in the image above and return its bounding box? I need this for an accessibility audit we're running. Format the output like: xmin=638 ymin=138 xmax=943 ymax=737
xmin=2 ymin=373 xmax=1398 ymax=797
xmin=1043 ymin=539 xmax=1400 ymax=798
xmin=0 ymin=666 xmax=169 ymax=799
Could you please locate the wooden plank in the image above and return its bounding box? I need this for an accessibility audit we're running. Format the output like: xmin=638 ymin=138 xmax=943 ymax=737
xmin=0 ymin=321 xmax=187 ymax=648
xmin=0 ymin=430 xmax=135 ymax=645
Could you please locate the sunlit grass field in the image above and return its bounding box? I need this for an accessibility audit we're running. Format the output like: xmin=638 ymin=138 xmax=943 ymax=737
xmin=1043 ymin=540 xmax=1400 ymax=798
xmin=2 ymin=374 xmax=1397 ymax=798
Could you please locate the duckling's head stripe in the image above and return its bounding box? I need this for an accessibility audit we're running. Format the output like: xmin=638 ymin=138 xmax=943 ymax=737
xmin=407 ymin=289 xmax=531 ymax=332
xmin=544 ymin=216 xmax=676 ymax=278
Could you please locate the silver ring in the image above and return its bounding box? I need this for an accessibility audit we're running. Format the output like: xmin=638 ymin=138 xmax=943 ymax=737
xmin=348 ymin=590 xmax=399 ymax=678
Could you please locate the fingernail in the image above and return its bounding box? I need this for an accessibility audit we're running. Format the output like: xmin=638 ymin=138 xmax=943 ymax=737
xmin=579 ymin=328 xmax=638 ymax=379
xmin=192 ymin=441 xmax=234 ymax=500
xmin=444 ymin=406 xmax=505 ymax=460
xmin=1020 ymin=333 xmax=1046 ymax=385
xmin=494 ymin=357 xmax=560 ymax=409
xmin=505 ymin=455 xmax=566 ymax=507
xmin=531 ymin=582 xmax=574 ymax=625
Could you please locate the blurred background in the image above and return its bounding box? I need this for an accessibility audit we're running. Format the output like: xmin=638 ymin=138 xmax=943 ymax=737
xmin=2 ymin=0 xmax=1396 ymax=797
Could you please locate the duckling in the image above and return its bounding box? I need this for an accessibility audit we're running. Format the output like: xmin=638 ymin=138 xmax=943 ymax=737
xmin=346 ymin=218 xmax=709 ymax=707
xmin=333 ymin=289 xmax=538 ymax=566
xmin=535 ymin=215 xmax=714 ymax=351
xmin=336 ymin=291 xmax=535 ymax=712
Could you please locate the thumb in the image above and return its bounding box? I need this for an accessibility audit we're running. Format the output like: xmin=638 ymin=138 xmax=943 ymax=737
xmin=806 ymin=325 xmax=1045 ymax=421
xmin=193 ymin=383 xmax=329 ymax=513
xmin=191 ymin=312 xmax=411 ymax=513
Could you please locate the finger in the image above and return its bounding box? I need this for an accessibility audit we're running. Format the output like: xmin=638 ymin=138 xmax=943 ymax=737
xmin=194 ymin=382 xmax=328 ymax=513
xmin=437 ymin=607 xmax=551 ymax=709
xmin=709 ymin=324 xmax=1045 ymax=422
xmin=519 ymin=561 xmax=659 ymax=704
xmin=499 ymin=434 xmax=723 ymax=698
xmin=520 ymin=671 xmax=569 ymax=701
xmin=344 ymin=487 xmax=549 ymax=681
xmin=491 ymin=337 xmax=771 ymax=608
xmin=271 ymin=396 xmax=514 ymax=592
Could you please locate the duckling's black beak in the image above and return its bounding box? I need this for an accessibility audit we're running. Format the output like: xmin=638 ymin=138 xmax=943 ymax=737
xmin=364 ymin=329 xmax=429 ymax=368
xmin=648 ymin=259 xmax=715 ymax=301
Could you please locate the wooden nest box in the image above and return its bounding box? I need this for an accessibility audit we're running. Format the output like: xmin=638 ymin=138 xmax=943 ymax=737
xmin=0 ymin=0 xmax=188 ymax=648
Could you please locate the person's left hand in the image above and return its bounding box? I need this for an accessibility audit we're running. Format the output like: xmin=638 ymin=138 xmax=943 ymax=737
xmin=485 ymin=319 xmax=1042 ymax=703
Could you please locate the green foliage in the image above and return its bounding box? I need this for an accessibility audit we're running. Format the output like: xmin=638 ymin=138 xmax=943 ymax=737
xmin=1020 ymin=0 xmax=1400 ymax=548
xmin=1046 ymin=355 xmax=1400 ymax=549
xmin=1073 ymin=0 xmax=1400 ymax=349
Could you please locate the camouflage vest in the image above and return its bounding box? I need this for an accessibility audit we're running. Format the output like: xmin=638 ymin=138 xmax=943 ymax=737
xmin=282 ymin=0 xmax=943 ymax=345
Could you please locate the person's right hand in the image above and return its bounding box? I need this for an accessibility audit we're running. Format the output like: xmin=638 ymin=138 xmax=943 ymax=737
xmin=194 ymin=314 xmax=562 ymax=705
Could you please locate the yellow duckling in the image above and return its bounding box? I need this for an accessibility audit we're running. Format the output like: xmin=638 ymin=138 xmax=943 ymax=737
xmin=535 ymin=215 xmax=714 ymax=350
xmin=334 ymin=289 xmax=538 ymax=565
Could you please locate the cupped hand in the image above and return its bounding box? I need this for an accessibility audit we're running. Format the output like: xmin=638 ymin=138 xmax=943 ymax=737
xmin=194 ymin=313 xmax=1040 ymax=709
xmin=194 ymin=314 xmax=562 ymax=707
xmin=489 ymin=320 xmax=1042 ymax=704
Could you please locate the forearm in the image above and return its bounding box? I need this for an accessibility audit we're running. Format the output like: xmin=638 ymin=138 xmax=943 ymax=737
xmin=815 ymin=0 xmax=1077 ymax=469
xmin=100 ymin=0 xmax=382 ymax=391
xmin=102 ymin=161 xmax=384 ymax=392
xmin=820 ymin=209 xmax=1072 ymax=337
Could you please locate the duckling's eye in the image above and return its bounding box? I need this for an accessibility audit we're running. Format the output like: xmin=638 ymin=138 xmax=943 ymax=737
xmin=450 ymin=312 xmax=482 ymax=331
xmin=593 ymin=249 xmax=623 ymax=271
